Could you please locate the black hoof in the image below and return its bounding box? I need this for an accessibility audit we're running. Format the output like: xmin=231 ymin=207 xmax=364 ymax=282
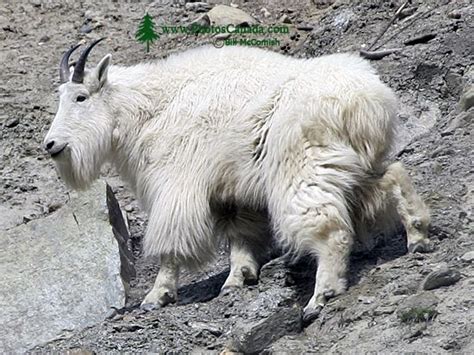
xmin=162 ymin=291 xmax=177 ymax=305
xmin=241 ymin=266 xmax=258 ymax=286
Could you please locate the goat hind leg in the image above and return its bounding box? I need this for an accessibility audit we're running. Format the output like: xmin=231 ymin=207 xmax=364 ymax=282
xmin=221 ymin=209 xmax=269 ymax=292
xmin=275 ymin=180 xmax=354 ymax=323
xmin=303 ymin=227 xmax=353 ymax=323
xmin=221 ymin=239 xmax=259 ymax=292
xmin=141 ymin=254 xmax=179 ymax=310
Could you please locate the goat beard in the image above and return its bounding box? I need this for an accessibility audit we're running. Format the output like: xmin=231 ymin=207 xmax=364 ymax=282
xmin=54 ymin=146 xmax=102 ymax=191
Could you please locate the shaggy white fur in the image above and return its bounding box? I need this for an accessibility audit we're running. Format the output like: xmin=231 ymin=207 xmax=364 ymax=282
xmin=44 ymin=45 xmax=430 ymax=318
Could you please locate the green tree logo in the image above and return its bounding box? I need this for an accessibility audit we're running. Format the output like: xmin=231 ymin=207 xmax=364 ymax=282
xmin=136 ymin=12 xmax=159 ymax=52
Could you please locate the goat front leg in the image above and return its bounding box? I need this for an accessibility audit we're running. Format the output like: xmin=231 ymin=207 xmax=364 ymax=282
xmin=141 ymin=255 xmax=179 ymax=310
xmin=381 ymin=162 xmax=431 ymax=253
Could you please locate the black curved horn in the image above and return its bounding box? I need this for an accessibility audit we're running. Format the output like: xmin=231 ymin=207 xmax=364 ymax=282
xmin=59 ymin=44 xmax=81 ymax=83
xmin=71 ymin=37 xmax=106 ymax=84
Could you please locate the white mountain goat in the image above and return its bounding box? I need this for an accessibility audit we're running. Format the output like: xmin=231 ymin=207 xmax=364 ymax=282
xmin=44 ymin=39 xmax=430 ymax=322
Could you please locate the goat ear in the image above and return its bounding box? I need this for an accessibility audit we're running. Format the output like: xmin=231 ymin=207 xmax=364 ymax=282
xmin=93 ymin=54 xmax=111 ymax=88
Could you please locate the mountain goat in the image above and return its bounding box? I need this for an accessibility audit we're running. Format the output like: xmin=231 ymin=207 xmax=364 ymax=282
xmin=44 ymin=39 xmax=430 ymax=322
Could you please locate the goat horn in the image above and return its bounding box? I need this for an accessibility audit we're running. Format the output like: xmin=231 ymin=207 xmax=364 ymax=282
xmin=71 ymin=37 xmax=106 ymax=84
xmin=59 ymin=44 xmax=81 ymax=83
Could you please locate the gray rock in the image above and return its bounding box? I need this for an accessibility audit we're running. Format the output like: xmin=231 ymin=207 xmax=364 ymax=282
xmin=431 ymin=147 xmax=455 ymax=158
xmin=297 ymin=24 xmax=314 ymax=31
xmin=404 ymin=33 xmax=437 ymax=46
xmin=188 ymin=321 xmax=222 ymax=336
xmin=460 ymin=85 xmax=474 ymax=111
xmin=106 ymin=183 xmax=136 ymax=296
xmin=263 ymin=335 xmax=316 ymax=354
xmin=460 ymin=251 xmax=474 ymax=262
xmin=396 ymin=292 xmax=439 ymax=322
xmin=422 ymin=268 xmax=461 ymax=290
xmin=260 ymin=8 xmax=271 ymax=18
xmin=30 ymin=0 xmax=42 ymax=7
xmin=79 ymin=23 xmax=93 ymax=34
xmin=357 ymin=295 xmax=376 ymax=304
xmin=444 ymin=71 xmax=464 ymax=96
xmin=441 ymin=109 xmax=472 ymax=136
xmin=373 ymin=305 xmax=396 ymax=316
xmin=189 ymin=14 xmax=211 ymax=29
xmin=227 ymin=303 xmax=302 ymax=353
xmin=399 ymin=6 xmax=417 ymax=19
xmin=5 ymin=117 xmax=19 ymax=128
xmin=463 ymin=67 xmax=474 ymax=85
xmin=258 ymin=256 xmax=289 ymax=289
xmin=0 ymin=180 xmax=125 ymax=352
xmin=38 ymin=35 xmax=50 ymax=44
xmin=403 ymin=323 xmax=427 ymax=340
xmin=312 ymin=0 xmax=335 ymax=9
xmin=185 ymin=2 xmax=211 ymax=13
xmin=279 ymin=14 xmax=292 ymax=24
xmin=226 ymin=257 xmax=302 ymax=353
xmin=207 ymin=5 xmax=257 ymax=27
xmin=332 ymin=9 xmax=353 ymax=32
xmin=447 ymin=10 xmax=462 ymax=19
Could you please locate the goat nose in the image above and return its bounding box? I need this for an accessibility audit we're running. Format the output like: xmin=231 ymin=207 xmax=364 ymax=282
xmin=45 ymin=140 xmax=55 ymax=152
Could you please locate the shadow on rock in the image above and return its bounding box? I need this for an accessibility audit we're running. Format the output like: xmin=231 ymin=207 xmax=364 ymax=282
xmin=178 ymin=270 xmax=228 ymax=305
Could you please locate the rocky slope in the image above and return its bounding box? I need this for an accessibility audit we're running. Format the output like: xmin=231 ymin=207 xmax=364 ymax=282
xmin=1 ymin=0 xmax=472 ymax=353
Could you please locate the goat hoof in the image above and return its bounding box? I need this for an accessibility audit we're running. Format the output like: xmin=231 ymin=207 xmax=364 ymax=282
xmin=303 ymin=305 xmax=323 ymax=326
xmin=241 ymin=266 xmax=258 ymax=286
xmin=140 ymin=302 xmax=160 ymax=312
xmin=141 ymin=288 xmax=176 ymax=309
xmin=220 ymin=285 xmax=239 ymax=296
xmin=161 ymin=291 xmax=176 ymax=305
xmin=408 ymin=240 xmax=433 ymax=253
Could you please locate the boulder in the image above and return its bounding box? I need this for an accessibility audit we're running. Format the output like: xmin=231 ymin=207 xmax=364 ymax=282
xmin=396 ymin=292 xmax=439 ymax=322
xmin=0 ymin=180 xmax=125 ymax=352
xmin=207 ymin=5 xmax=257 ymax=27
xmin=422 ymin=268 xmax=462 ymax=290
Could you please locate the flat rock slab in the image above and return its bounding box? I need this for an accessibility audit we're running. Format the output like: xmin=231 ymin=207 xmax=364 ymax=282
xmin=0 ymin=180 xmax=125 ymax=352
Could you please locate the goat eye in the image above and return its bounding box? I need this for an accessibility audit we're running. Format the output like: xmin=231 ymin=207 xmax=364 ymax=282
xmin=76 ymin=95 xmax=87 ymax=102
